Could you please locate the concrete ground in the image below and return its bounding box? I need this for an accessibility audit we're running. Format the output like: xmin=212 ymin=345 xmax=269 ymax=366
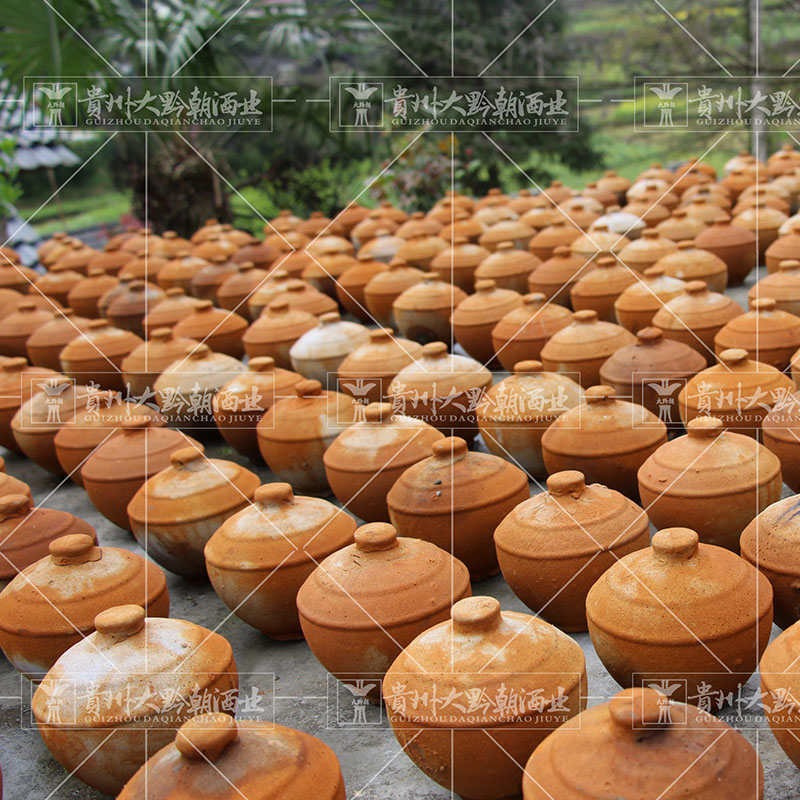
xmin=1 ymin=274 xmax=800 ymax=799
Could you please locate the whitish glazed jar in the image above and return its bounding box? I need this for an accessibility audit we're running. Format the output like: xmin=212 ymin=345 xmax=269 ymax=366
xmin=638 ymin=417 xmax=781 ymax=550
xmin=298 ymin=522 xmax=471 ymax=702
xmin=256 ymin=379 xmax=357 ymax=494
xmin=128 ymin=445 xmax=259 ymax=579
xmin=392 ymin=274 xmax=467 ymax=344
xmin=387 ymin=437 xmax=529 ymax=580
xmin=654 ymin=239 xmax=728 ymax=292
xmin=541 ymin=385 xmax=667 ymax=499
xmin=32 ymin=605 xmax=237 ymax=795
xmin=121 ymin=328 xmax=200 ymax=397
xmin=522 ymin=687 xmax=764 ymax=800
xmin=117 ymin=714 xmax=346 ymax=800
xmin=569 ymin=256 xmax=637 ymax=322
xmin=587 ymin=527 xmax=772 ymax=702
xmin=476 ymin=361 xmax=583 ymax=476
xmin=0 ymin=534 xmax=169 ymax=679
xmin=495 ymin=471 xmax=649 ymax=631
xmin=474 ymin=241 xmax=541 ymax=293
xmin=323 ymin=402 xmax=444 ymax=522
xmin=242 ymin=298 xmax=316 ymax=367
xmin=204 ymin=483 xmax=356 ymax=640
xmin=613 ymin=266 xmax=686 ymax=332
xmin=384 ymin=596 xmax=586 ymax=800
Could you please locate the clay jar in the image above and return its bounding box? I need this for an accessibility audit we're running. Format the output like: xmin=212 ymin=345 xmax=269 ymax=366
xmin=127 ymin=445 xmax=258 ymax=579
xmin=762 ymin=395 xmax=800 ymax=492
xmin=121 ymin=327 xmax=200 ymax=397
xmin=732 ymin=202 xmax=787 ymax=260
xmin=522 ymin=687 xmax=764 ymax=800
xmin=384 ymin=596 xmax=586 ymax=800
xmin=0 ymin=359 xmax=61 ymax=452
xmin=212 ymin=357 xmax=303 ymax=460
xmin=298 ymin=522 xmax=471 ymax=702
xmin=599 ymin=327 xmax=706 ymax=419
xmin=638 ymin=417 xmax=781 ymax=551
xmin=32 ymin=605 xmax=237 ymax=795
xmin=172 ymin=300 xmax=247 ymax=359
xmin=392 ymin=274 xmax=467 ymax=344
xmin=749 ymin=259 xmax=800 ymax=315
xmin=26 ymin=310 xmax=92 ymax=371
xmin=678 ymin=348 xmax=795 ymax=436
xmin=34 ymin=270 xmax=83 ymax=307
xmin=429 ymin=236 xmax=490 ymax=293
xmin=451 ymin=279 xmax=522 ymax=364
xmin=540 ymin=309 xmax=637 ymax=387
xmin=654 ymin=240 xmax=728 ymax=292
xmin=0 ymin=534 xmax=169 ymax=679
xmin=387 ymin=437 xmax=529 ymax=580
xmin=526 ymin=244 xmax=591 ymax=306
xmin=652 ymin=280 xmax=744 ymax=365
xmin=476 ymin=361 xmax=583 ymax=477
xmin=337 ymin=328 xmax=422 ymax=404
xmin=765 ymin=225 xmax=800 ymax=273
xmin=491 ymin=294 xmax=572 ymax=372
xmin=569 ymin=256 xmax=637 ymax=321
xmin=0 ymin=471 xmax=31 ymax=504
xmin=245 ymin=269 xmax=293 ymax=318
xmin=617 ymin=228 xmax=677 ymax=273
xmin=387 ymin=342 xmax=492 ymax=441
xmin=82 ymin=416 xmax=200 ymax=530
xmin=242 ymin=298 xmax=316 ymax=367
xmin=106 ymin=280 xmax=167 ymax=337
xmin=336 ymin=252 xmax=388 ymax=319
xmin=741 ymin=496 xmax=800 ymax=628
xmin=59 ymin=319 xmax=143 ymax=392
xmin=323 ymin=402 xmax=444 ymax=522
xmin=289 ymin=311 xmax=370 ymax=386
xmin=256 ymin=379 xmax=357 ymax=494
xmin=204 ymin=483 xmax=355 ymax=639
xmin=586 ymin=527 xmax=772 ymax=702
xmin=395 ymin=234 xmax=447 ymax=270
xmin=495 ymin=470 xmax=649 ymax=631
xmin=68 ymin=271 xmax=120 ymax=317
xmin=541 ymin=385 xmax=667 ymax=499
xmin=363 ymin=262 xmax=425 ymax=328
xmin=142 ymin=287 xmax=201 ymax=336
xmin=117 ymin=714 xmax=346 ymax=800
xmin=474 ymin=241 xmax=541 ymax=293
xmin=714 ymin=297 xmax=800 ymax=370
xmin=693 ymin=214 xmax=757 ymax=285
xmin=613 ymin=266 xmax=686 ymax=332
xmin=529 ymin=220 xmax=582 ymax=262
xmin=0 ymin=300 xmax=54 ymax=358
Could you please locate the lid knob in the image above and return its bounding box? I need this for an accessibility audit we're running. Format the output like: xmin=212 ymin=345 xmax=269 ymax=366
xmin=369 ymin=327 xmax=393 ymax=342
xmin=643 ymin=266 xmax=665 ymax=278
xmin=95 ymin=604 xmax=146 ymax=638
xmin=295 ymin=379 xmax=323 ymax=398
xmin=751 ymin=297 xmax=777 ymax=312
xmin=779 ymin=260 xmax=800 ymax=272
xmin=254 ymin=482 xmax=294 ymax=505
xmin=685 ymin=280 xmax=708 ymax=295
xmin=249 ymin=356 xmax=276 ymax=373
xmin=195 ymin=300 xmax=214 ymax=312
xmin=0 ymin=494 xmax=31 ymax=521
xmin=452 ymin=597 xmax=502 ymax=633
xmin=364 ymin=402 xmax=393 ymax=423
xmin=421 ymin=341 xmax=449 ymax=359
xmin=718 ymin=348 xmax=749 ymax=367
xmin=319 ymin=311 xmax=341 ymax=325
xmin=150 ymin=328 xmax=173 ymax=342
xmin=608 ymin=688 xmax=668 ymax=738
xmin=636 ymin=327 xmax=663 ymax=345
xmin=170 ymin=445 xmax=205 ymax=468
xmin=585 ymin=385 xmax=616 ymax=403
xmin=432 ymin=436 xmax=468 ymax=462
xmin=513 ymin=360 xmax=543 ymax=375
xmin=268 ymin=299 xmax=289 ymax=314
xmin=189 ymin=344 xmax=211 ymax=360
xmin=176 ymin=713 xmax=238 ymax=761
xmin=547 ymin=470 xmax=585 ymax=497
xmin=475 ymin=279 xmax=496 ymax=293
xmin=355 ymin=522 xmax=399 ymax=552
xmin=687 ymin=416 xmax=724 ymax=438
xmin=49 ymin=534 xmax=100 ymax=566
xmin=572 ymin=309 xmax=598 ymax=324
xmin=523 ymin=293 xmax=546 ymax=307
xmin=652 ymin=528 xmax=699 ymax=561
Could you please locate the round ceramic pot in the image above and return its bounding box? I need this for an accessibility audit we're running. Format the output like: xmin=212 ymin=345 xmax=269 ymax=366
xmin=655 ymin=207 xmax=708 ymax=242
xmin=211 ymin=263 xmax=269 ymax=321
xmin=617 ymin=229 xmax=678 ymax=273
xmin=762 ymin=393 xmax=800 ymax=492
xmin=478 ymin=220 xmax=535 ymax=252
xmin=106 ymin=281 xmax=167 ymax=338
xmin=245 ymin=270 xmax=294 ymax=319
xmin=588 ymin=526 xmax=772 ymax=702
xmin=541 ymin=385 xmax=667 ymax=500
xmin=392 ymin=274 xmax=467 ymax=344
xmin=529 ymin=221 xmax=582 ymax=262
xmin=526 ymin=245 xmax=591 ymax=307
xmin=34 ymin=270 xmax=83 ymax=307
xmin=302 ymin=252 xmax=358 ymax=298
xmin=613 ymin=266 xmax=686 ymax=332
xmin=0 ymin=301 xmax=55 ymax=358
xmin=336 ymin=253 xmax=388 ymax=319
xmin=190 ymin=256 xmax=239 ymax=303
xmin=127 ymin=444 xmax=259 ymax=579
xmin=570 ymin=256 xmax=637 ymax=322
xmin=32 ymin=605 xmax=237 ymax=795
xmin=474 ymin=241 xmax=541 ymax=293
xmin=205 ymin=483 xmax=356 ymax=639
xmin=765 ymin=228 xmax=800 ymax=273
xmin=172 ymin=300 xmax=247 ymax=359
xmin=570 ymin=226 xmax=630 ymax=265
xmin=749 ymin=259 xmax=800 ymax=315
xmin=0 ymin=534 xmax=169 ymax=679
xmin=0 ymin=471 xmax=32 ymax=504
xmin=98 ymin=276 xmax=134 ymax=319
xmin=0 ymin=358 xmax=61 ymax=453
xmin=387 ymin=436 xmax=529 ymax=581
xmin=363 ymin=262 xmax=426 ymax=328
xmin=396 ymin=234 xmax=447 ymax=270
xmin=26 ymin=310 xmax=92 ymax=371
xmin=298 ymin=522 xmax=471 ymax=702
xmin=654 ymin=240 xmax=728 ymax=292
xmin=692 ymin=217 xmax=757 ymax=284
xmin=384 ymin=596 xmax=586 ymax=800
xmin=732 ymin=203 xmax=787 ymax=261
xmin=242 ymin=298 xmax=317 ymax=367
xmin=142 ymin=288 xmax=202 ymax=336
xmin=121 ymin=328 xmax=200 ymax=397
xmin=430 ymin=237 xmax=491 ymax=293
xmin=597 ymin=170 xmax=632 ymax=204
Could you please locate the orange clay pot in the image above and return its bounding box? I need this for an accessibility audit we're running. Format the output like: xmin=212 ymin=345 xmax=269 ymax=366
xmin=242 ymin=298 xmax=316 ymax=368
xmin=693 ymin=215 xmax=757 ymax=285
xmin=0 ymin=300 xmax=54 ymax=358
xmin=749 ymin=259 xmax=800 ymax=315
xmin=430 ymin=236 xmax=490 ymax=293
xmin=653 ymin=240 xmax=728 ymax=292
xmin=106 ymin=280 xmax=167 ymax=338
xmin=613 ymin=266 xmax=686 ymax=332
xmin=569 ymin=256 xmax=637 ymax=322
xmin=172 ymin=300 xmax=247 ymax=359
xmin=121 ymin=328 xmax=199 ymax=397
xmin=474 ymin=241 xmax=541 ymax=293
xmin=0 ymin=358 xmax=62 ymax=453
xmin=762 ymin=393 xmax=800 ymax=492
xmin=142 ymin=288 xmax=201 ymax=336
xmin=26 ymin=310 xmax=92 ymax=371
xmin=617 ymin=228 xmax=677 ymax=274
xmin=363 ymin=262 xmax=426 ymax=328
xmin=392 ymin=274 xmax=466 ymax=344
xmin=526 ymin=244 xmax=592 ymax=306
xmin=336 ymin=252 xmax=388 ymax=319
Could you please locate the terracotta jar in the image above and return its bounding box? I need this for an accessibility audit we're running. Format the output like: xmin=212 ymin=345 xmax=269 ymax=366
xmin=0 ymin=264 xmax=36 ymax=294
xmin=205 ymin=482 xmax=355 ymax=639
xmin=53 ymin=393 xmax=164 ymax=484
xmin=733 ymin=202 xmax=787 ymax=260
xmin=273 ymin=278 xmax=338 ymax=318
xmin=387 ymin=342 xmax=492 ymax=440
xmin=298 ymin=522 xmax=470 ymax=702
xmin=141 ymin=287 xmax=200 ymax=336
xmin=97 ymin=275 xmax=134 ymax=318
xmin=352 ymin=214 xmax=399 ymax=246
xmin=0 ymin=494 xmax=96 ymax=589
xmin=451 ymin=280 xmax=521 ymax=364
xmin=242 ymin=298 xmax=316 ymax=367
xmin=0 ymin=300 xmax=54 ymax=358
xmin=540 ymin=309 xmax=637 ymax=387
xmin=117 ymin=714 xmax=345 ymax=800
xmin=231 ymin=238 xmax=278 ymax=270
xmin=570 ymin=225 xmax=630 ymax=265
xmin=121 ymin=328 xmax=200 ymax=397
xmin=491 ymin=293 xmax=572 ymax=371
xmin=363 ymin=262 xmax=425 ymax=328
xmin=396 ymin=211 xmax=443 ymax=239
xmin=392 ymin=274 xmax=467 ymax=344
xmin=118 ymin=252 xmax=170 ymax=282
xmin=395 ymin=234 xmax=447 ymax=270
xmin=654 ymin=240 xmax=728 ymax=292
xmin=0 ymin=358 xmax=61 ymax=452
xmin=323 ymin=402 xmax=444 ymax=522
xmin=587 ymin=527 xmax=772 ymax=702
xmin=32 ymin=605 xmax=237 ymax=795
xmin=336 ymin=253 xmax=388 ymax=319
xmin=655 ymin=207 xmax=707 ymax=242
xmin=25 ymin=309 xmax=91 ymax=371
xmin=472 ymin=241 xmax=540 ymax=294
xmin=256 ymin=379 xmax=357 ymax=493
xmin=429 ymin=237 xmax=490 ymax=293
xmin=128 ymin=445 xmax=259 ymax=579
xmin=107 ymin=280 xmax=167 ymax=337
xmin=337 ymin=328 xmax=422 ymax=404
xmin=87 ymin=245 xmax=135 ymax=276
xmin=542 ymin=385 xmax=667 ymax=499
xmin=522 ymin=686 xmax=763 ymax=800
xmin=597 ymin=169 xmax=632 ymax=203
xmin=476 ymin=361 xmax=583 ymax=476
xmin=302 ymin=253 xmax=358 ymax=299
xmin=691 ymin=214 xmax=756 ymax=285
xmin=153 ymin=344 xmax=245 ymax=429
xmin=569 ymin=256 xmax=637 ymax=321
xmin=172 ymin=300 xmax=247 ymax=359
xmin=613 ymin=266 xmax=685 ymax=332
xmin=212 ymin=357 xmax=303 ymax=460
xmin=0 ymin=287 xmax=25 ymax=318
xmin=156 ymin=252 xmax=210 ymax=292
xmin=527 ymin=244 xmax=591 ymax=306
xmin=638 ymin=416 xmax=781 ymax=550
xmin=289 ymin=311 xmax=370 ymax=385
xmin=0 ymin=471 xmax=31 ymax=503
xmin=0 ymin=534 xmax=168 ymax=678
xmin=244 ymin=269 xmax=292 ymax=318
xmin=652 ymin=280 xmax=744 ymax=365
xmin=384 ymin=596 xmax=586 ymax=800
xmin=765 ymin=225 xmax=800 ymax=273
xmin=678 ymin=348 xmax=796 ymax=436
xmin=528 ymin=220 xmax=582 ymax=262
xmin=714 ymin=297 xmax=800 ymax=369
xmin=189 ymin=255 xmax=238 ymax=302
xmin=34 ymin=269 xmax=83 ymax=307
xmin=762 ymin=394 xmax=800 ymax=492
xmin=82 ymin=416 xmax=199 ymax=530
xmin=478 ymin=220 xmax=535 ymax=253
xmin=617 ymin=229 xmax=677 ymax=274
xmin=749 ymin=259 xmax=800 ymax=315
xmin=496 ymin=471 xmax=649 ymax=631
xmin=387 ymin=436 xmax=528 ymax=580
xmin=59 ymin=319 xmax=143 ymax=391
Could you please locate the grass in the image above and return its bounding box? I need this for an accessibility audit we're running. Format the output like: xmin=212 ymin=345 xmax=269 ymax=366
xmin=18 ymin=189 xmax=130 ymax=237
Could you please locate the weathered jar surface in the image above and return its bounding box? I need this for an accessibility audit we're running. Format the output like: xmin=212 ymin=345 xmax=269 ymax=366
xmin=762 ymin=392 xmax=800 ymax=492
